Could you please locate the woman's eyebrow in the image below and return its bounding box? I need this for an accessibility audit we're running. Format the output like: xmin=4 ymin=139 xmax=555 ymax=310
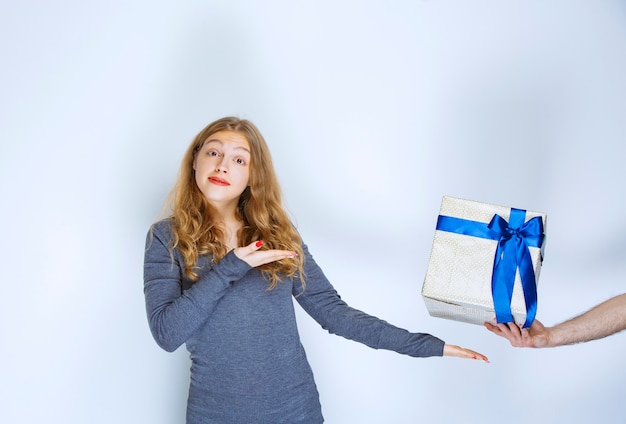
xmin=205 ymin=139 xmax=250 ymax=153
xmin=234 ymin=146 xmax=251 ymax=153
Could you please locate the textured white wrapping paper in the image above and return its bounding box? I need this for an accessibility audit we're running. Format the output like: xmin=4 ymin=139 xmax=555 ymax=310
xmin=422 ymin=196 xmax=547 ymax=326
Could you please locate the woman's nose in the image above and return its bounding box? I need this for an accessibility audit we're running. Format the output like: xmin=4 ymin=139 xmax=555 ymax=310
xmin=215 ymin=157 xmax=228 ymax=173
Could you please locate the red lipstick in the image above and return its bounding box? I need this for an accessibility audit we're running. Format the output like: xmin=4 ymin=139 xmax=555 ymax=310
xmin=208 ymin=176 xmax=230 ymax=186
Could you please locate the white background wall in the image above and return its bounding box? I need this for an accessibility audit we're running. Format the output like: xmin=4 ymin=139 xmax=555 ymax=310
xmin=1 ymin=1 xmax=625 ymax=423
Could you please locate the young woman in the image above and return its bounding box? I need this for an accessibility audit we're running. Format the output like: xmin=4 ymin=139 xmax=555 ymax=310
xmin=143 ymin=116 xmax=488 ymax=423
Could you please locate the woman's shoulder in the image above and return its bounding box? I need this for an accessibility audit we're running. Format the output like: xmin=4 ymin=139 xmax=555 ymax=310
xmin=148 ymin=217 xmax=175 ymax=240
xmin=152 ymin=217 xmax=173 ymax=229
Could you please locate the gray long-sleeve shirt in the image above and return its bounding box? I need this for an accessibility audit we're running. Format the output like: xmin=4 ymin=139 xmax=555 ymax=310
xmin=143 ymin=219 xmax=445 ymax=423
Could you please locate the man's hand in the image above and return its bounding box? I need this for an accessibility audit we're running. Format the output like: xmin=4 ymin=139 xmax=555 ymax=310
xmin=484 ymin=320 xmax=550 ymax=348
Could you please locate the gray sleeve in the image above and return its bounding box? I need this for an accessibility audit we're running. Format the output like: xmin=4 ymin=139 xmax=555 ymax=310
xmin=294 ymin=243 xmax=445 ymax=358
xmin=143 ymin=221 xmax=252 ymax=352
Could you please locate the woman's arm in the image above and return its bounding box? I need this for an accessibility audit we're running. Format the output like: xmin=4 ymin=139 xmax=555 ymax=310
xmin=294 ymin=244 xmax=488 ymax=361
xmin=485 ymin=293 xmax=626 ymax=348
xmin=143 ymin=222 xmax=251 ymax=352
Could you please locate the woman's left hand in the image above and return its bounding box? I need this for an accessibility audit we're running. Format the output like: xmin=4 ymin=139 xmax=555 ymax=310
xmin=443 ymin=344 xmax=489 ymax=362
xmin=233 ymin=240 xmax=298 ymax=268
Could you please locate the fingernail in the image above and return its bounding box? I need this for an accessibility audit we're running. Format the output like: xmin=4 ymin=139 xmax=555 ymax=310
xmin=290 ymin=252 xmax=298 ymax=257
xmin=256 ymin=240 xmax=264 ymax=248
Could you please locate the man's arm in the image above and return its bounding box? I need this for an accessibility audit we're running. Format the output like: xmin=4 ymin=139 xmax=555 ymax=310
xmin=485 ymin=293 xmax=626 ymax=348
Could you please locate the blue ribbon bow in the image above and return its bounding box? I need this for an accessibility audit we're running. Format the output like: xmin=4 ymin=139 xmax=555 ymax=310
xmin=436 ymin=208 xmax=545 ymax=328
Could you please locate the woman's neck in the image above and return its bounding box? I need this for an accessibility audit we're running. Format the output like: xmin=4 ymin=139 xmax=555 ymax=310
xmin=211 ymin=202 xmax=243 ymax=249
xmin=216 ymin=212 xmax=242 ymax=250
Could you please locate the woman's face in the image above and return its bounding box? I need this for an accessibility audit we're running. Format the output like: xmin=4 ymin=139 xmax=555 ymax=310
xmin=193 ymin=130 xmax=251 ymax=213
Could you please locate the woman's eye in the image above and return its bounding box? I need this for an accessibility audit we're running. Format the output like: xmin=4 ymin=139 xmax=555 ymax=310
xmin=208 ymin=150 xmax=219 ymax=157
xmin=235 ymin=158 xmax=246 ymax=165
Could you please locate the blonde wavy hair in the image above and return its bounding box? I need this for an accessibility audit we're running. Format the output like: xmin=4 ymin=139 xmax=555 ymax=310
xmin=165 ymin=116 xmax=304 ymax=289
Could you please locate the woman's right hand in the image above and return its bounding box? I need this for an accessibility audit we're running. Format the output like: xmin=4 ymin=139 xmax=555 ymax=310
xmin=443 ymin=344 xmax=489 ymax=362
xmin=233 ymin=240 xmax=298 ymax=268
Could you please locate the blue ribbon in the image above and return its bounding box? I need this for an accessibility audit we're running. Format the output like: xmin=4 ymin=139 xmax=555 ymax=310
xmin=436 ymin=208 xmax=545 ymax=328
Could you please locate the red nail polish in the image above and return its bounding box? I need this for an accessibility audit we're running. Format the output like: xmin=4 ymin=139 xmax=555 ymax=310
xmin=255 ymin=240 xmax=264 ymax=248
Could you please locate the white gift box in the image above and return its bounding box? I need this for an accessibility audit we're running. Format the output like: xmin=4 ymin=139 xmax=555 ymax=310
xmin=421 ymin=196 xmax=547 ymax=326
